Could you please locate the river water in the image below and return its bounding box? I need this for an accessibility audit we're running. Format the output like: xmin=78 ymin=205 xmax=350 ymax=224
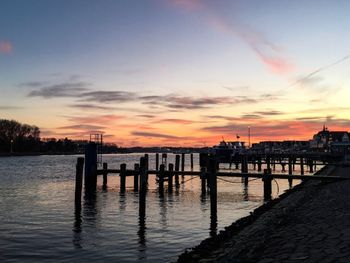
xmin=0 ymin=153 xmax=315 ymax=262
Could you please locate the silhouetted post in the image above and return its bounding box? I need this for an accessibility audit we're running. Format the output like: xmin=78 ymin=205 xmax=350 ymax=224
xmin=266 ymin=155 xmax=271 ymax=171
xmin=292 ymin=157 xmax=296 ymax=171
xmin=300 ymin=157 xmax=304 ymax=175
xmin=288 ymin=157 xmax=293 ymax=188
xmin=84 ymin=142 xmax=97 ymax=191
xmin=241 ymin=155 xmax=245 ymax=174
xmin=200 ymin=167 xmax=206 ymax=195
xmin=168 ymin=163 xmax=174 ymax=192
xmin=140 ymin=157 xmax=148 ymax=191
xmin=75 ymin=157 xmax=84 ymax=206
xmin=139 ymin=158 xmax=147 ymax=230
xmin=159 ymin=164 xmax=165 ymax=193
xmin=120 ymin=163 xmax=126 ymax=193
xmin=190 ymin=153 xmax=194 ymax=170
xmin=162 ymin=153 xmax=167 ymax=166
xmin=244 ymin=156 xmax=249 ymax=187
xmin=257 ymin=157 xmax=262 ymax=172
xmin=208 ymin=157 xmax=217 ymax=237
xmin=175 ymin=154 xmax=180 ymax=187
xmin=308 ymin=158 xmax=314 ymax=173
xmin=102 ymin=162 xmax=108 ymax=190
xmin=199 ymin=152 xmax=208 ymax=168
xmin=134 ymin=163 xmax=140 ymax=191
xmin=155 ymin=153 xmax=159 ymax=171
xmin=235 ymin=160 xmax=239 ymax=169
xmin=144 ymin=154 xmax=149 ymax=182
xmin=281 ymin=161 xmax=286 ymax=172
xmin=252 ymin=157 xmax=256 ymax=170
xmin=263 ymin=169 xmax=272 ymax=201
xmin=181 ymin=153 xmax=185 ymax=177
xmin=272 ymin=157 xmax=276 ymax=171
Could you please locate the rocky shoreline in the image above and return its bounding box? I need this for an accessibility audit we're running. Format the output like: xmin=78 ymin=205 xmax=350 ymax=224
xmin=177 ymin=165 xmax=334 ymax=262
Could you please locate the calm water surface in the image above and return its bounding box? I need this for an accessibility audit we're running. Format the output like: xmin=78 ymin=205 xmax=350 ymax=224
xmin=0 ymin=154 xmax=315 ymax=262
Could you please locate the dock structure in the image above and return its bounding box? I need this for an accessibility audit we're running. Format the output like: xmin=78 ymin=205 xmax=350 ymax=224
xmin=75 ymin=147 xmax=348 ymax=221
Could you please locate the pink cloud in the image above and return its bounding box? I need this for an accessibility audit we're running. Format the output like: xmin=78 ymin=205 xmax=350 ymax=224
xmin=253 ymin=47 xmax=294 ymax=74
xmin=167 ymin=1 xmax=294 ymax=75
xmin=207 ymin=14 xmax=294 ymax=75
xmin=0 ymin=41 xmax=13 ymax=54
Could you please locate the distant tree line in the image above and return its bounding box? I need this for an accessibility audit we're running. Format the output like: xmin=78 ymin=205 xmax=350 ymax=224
xmin=0 ymin=119 xmax=41 ymax=152
xmin=0 ymin=119 xmax=119 ymax=154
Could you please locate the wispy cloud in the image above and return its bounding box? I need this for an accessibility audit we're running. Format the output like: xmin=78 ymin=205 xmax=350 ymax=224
xmin=295 ymin=54 xmax=350 ymax=86
xmin=79 ymin=91 xmax=136 ymax=103
xmin=0 ymin=105 xmax=22 ymax=110
xmin=165 ymin=0 xmax=294 ymax=75
xmin=153 ymin=118 xmax=195 ymax=124
xmin=27 ymin=82 xmax=90 ymax=98
xmin=141 ymin=95 xmax=257 ymax=109
xmin=26 ymin=79 xmax=280 ymax=111
xmin=66 ymin=114 xmax=123 ymax=124
xmin=69 ymin=104 xmax=117 ymax=111
xmin=131 ymin=131 xmax=179 ymax=139
xmin=58 ymin=124 xmax=106 ymax=130
xmin=0 ymin=40 xmax=13 ymax=54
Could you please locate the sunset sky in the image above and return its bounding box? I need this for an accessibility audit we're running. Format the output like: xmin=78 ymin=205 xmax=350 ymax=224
xmin=1 ymin=0 xmax=350 ymax=147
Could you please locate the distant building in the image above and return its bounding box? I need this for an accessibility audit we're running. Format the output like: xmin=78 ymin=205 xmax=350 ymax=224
xmin=310 ymin=125 xmax=350 ymax=153
xmin=251 ymin=140 xmax=309 ymax=154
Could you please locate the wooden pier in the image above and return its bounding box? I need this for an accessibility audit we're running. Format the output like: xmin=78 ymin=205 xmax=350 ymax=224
xmin=75 ymin=147 xmax=348 ymax=236
xmin=75 ymin=149 xmax=348 ymax=225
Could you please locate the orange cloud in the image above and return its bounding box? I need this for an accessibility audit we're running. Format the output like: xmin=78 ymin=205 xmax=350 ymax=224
xmin=0 ymin=40 xmax=13 ymax=54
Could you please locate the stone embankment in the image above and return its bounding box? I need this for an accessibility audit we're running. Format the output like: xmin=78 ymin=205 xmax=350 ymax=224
xmin=178 ymin=163 xmax=350 ymax=262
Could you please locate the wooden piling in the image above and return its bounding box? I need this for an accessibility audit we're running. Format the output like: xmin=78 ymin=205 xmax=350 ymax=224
xmin=102 ymin=162 xmax=108 ymax=190
xmin=168 ymin=163 xmax=174 ymax=192
xmin=120 ymin=163 xmax=126 ymax=193
xmin=257 ymin=157 xmax=262 ymax=172
xmin=200 ymin=167 xmax=206 ymax=195
xmin=140 ymin=157 xmax=148 ymax=191
xmin=281 ymin=163 xmax=286 ymax=172
xmin=139 ymin=158 xmax=147 ymax=228
xmin=75 ymin=157 xmax=84 ymax=206
xmin=266 ymin=155 xmax=271 ymax=171
xmin=181 ymin=153 xmax=185 ymax=177
xmin=263 ymin=168 xmax=272 ymax=201
xmin=252 ymin=157 xmax=256 ymax=170
xmin=190 ymin=153 xmax=194 ymax=170
xmin=175 ymin=154 xmax=180 ymax=187
xmin=300 ymin=157 xmax=304 ymax=175
xmin=308 ymin=159 xmax=314 ymax=173
xmin=288 ymin=157 xmax=293 ymax=188
xmin=159 ymin=164 xmax=165 ymax=193
xmin=208 ymin=157 xmax=217 ymax=236
xmin=162 ymin=153 xmax=167 ymax=166
xmin=155 ymin=153 xmax=159 ymax=171
xmin=241 ymin=155 xmax=245 ymax=174
xmin=144 ymin=154 xmax=149 ymax=182
xmin=233 ymin=160 xmax=238 ymax=169
xmin=134 ymin=163 xmax=139 ymax=191
xmin=292 ymin=157 xmax=296 ymax=171
xmin=84 ymin=142 xmax=97 ymax=191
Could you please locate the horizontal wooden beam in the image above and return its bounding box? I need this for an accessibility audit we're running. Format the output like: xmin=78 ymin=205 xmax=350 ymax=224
xmin=95 ymin=169 xmax=349 ymax=181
